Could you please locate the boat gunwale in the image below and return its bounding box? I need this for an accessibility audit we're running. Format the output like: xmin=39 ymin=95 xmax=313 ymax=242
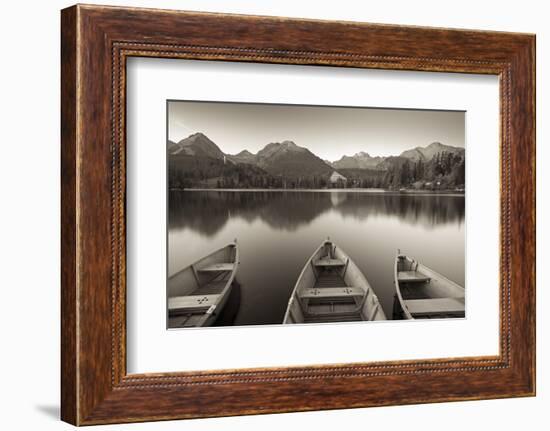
xmin=394 ymin=251 xmax=413 ymax=320
xmin=216 ymin=242 xmax=239 ymax=309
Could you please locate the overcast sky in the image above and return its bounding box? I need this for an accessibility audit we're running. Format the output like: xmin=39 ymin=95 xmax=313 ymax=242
xmin=168 ymin=100 xmax=465 ymax=161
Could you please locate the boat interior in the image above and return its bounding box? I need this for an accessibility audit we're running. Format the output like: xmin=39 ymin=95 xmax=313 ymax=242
xmin=396 ymin=255 xmax=465 ymax=319
xmin=168 ymin=245 xmax=237 ymax=328
xmin=301 ymin=269 xmax=366 ymax=323
xmin=290 ymin=241 xmax=370 ymax=323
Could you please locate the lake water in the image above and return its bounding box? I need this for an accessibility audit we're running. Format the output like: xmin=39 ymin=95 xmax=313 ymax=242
xmin=168 ymin=190 xmax=465 ymax=325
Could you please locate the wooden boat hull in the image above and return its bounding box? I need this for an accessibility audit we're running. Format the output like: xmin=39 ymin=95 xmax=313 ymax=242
xmin=168 ymin=243 xmax=239 ymax=328
xmin=393 ymin=252 xmax=465 ymax=319
xmin=283 ymin=240 xmax=387 ymax=324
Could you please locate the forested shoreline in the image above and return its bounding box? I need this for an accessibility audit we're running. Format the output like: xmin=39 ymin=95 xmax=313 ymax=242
xmin=168 ymin=150 xmax=465 ymax=191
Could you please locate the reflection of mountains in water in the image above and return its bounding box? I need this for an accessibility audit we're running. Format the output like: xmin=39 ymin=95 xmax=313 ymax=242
xmin=169 ymin=191 xmax=465 ymax=237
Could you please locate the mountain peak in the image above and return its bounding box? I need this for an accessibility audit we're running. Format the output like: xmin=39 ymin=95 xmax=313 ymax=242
xmin=227 ymin=148 xmax=257 ymax=164
xmin=236 ymin=149 xmax=253 ymax=156
xmin=332 ymin=151 xmax=386 ymax=170
xmin=355 ymin=151 xmax=371 ymax=158
xmin=172 ymin=132 xmax=225 ymax=159
xmin=178 ymin=131 xmax=210 ymax=145
xmin=257 ymin=141 xmax=306 ymax=160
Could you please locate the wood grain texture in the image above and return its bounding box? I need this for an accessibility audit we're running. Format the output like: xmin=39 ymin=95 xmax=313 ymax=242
xmin=60 ymin=4 xmax=536 ymax=425
xmin=60 ymin=6 xmax=78 ymax=425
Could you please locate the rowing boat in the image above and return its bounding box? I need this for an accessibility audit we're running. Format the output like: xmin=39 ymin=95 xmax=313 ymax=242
xmin=168 ymin=241 xmax=239 ymax=328
xmin=393 ymin=251 xmax=465 ymax=319
xmin=283 ymin=239 xmax=386 ymax=324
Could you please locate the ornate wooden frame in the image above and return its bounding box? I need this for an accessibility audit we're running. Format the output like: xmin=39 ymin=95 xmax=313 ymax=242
xmin=61 ymin=4 xmax=536 ymax=425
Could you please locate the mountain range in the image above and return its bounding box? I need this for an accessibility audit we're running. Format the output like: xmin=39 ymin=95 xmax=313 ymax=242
xmin=330 ymin=152 xmax=386 ymax=170
xmin=330 ymin=142 xmax=464 ymax=170
xmin=169 ymin=133 xmax=334 ymax=178
xmin=168 ymin=132 xmax=465 ymax=189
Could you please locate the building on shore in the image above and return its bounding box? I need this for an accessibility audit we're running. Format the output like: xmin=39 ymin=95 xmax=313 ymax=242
xmin=329 ymin=171 xmax=347 ymax=186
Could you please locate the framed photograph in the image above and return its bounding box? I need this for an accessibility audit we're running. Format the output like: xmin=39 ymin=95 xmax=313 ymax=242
xmin=61 ymin=4 xmax=535 ymax=425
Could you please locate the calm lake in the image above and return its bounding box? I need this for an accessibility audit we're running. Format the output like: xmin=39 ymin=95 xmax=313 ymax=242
xmin=168 ymin=190 xmax=465 ymax=325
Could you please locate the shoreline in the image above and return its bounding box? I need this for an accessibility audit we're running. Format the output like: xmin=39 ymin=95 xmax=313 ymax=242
xmin=169 ymin=188 xmax=465 ymax=196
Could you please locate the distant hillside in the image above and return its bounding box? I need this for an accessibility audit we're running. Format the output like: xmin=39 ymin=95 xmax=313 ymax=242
xmin=332 ymin=152 xmax=386 ymax=170
xmin=337 ymin=168 xmax=386 ymax=188
xmin=225 ymin=141 xmax=333 ymax=178
xmin=228 ymin=150 xmax=256 ymax=164
xmin=373 ymin=156 xmax=410 ymax=171
xmin=382 ymin=151 xmax=465 ymax=189
xmin=254 ymin=141 xmax=333 ymax=178
xmin=399 ymin=141 xmax=464 ymax=162
xmin=168 ymin=153 xmax=272 ymax=189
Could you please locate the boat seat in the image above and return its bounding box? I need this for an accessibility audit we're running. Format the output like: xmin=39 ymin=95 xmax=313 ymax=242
xmin=197 ymin=263 xmax=235 ymax=272
xmin=403 ymin=298 xmax=465 ymax=316
xmin=192 ymin=281 xmax=227 ymax=295
xmin=169 ymin=313 xmax=210 ymax=328
xmin=168 ymin=294 xmax=220 ymax=312
xmin=304 ymin=301 xmax=363 ymax=317
xmin=299 ymin=287 xmax=363 ymax=299
xmin=304 ymin=313 xmax=363 ymax=323
xmin=313 ymin=258 xmax=345 ymax=267
xmin=398 ymin=271 xmax=431 ymax=283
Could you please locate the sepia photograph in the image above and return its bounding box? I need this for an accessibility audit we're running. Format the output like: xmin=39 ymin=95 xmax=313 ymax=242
xmin=167 ymin=101 xmax=466 ymax=329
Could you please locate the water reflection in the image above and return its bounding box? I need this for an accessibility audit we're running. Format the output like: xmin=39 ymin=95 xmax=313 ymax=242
xmin=169 ymin=190 xmax=465 ymax=237
xmin=168 ymin=190 xmax=465 ymax=325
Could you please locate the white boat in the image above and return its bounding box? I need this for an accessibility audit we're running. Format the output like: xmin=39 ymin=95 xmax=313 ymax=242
xmin=393 ymin=251 xmax=465 ymax=319
xmin=168 ymin=242 xmax=239 ymax=328
xmin=283 ymin=239 xmax=387 ymax=324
